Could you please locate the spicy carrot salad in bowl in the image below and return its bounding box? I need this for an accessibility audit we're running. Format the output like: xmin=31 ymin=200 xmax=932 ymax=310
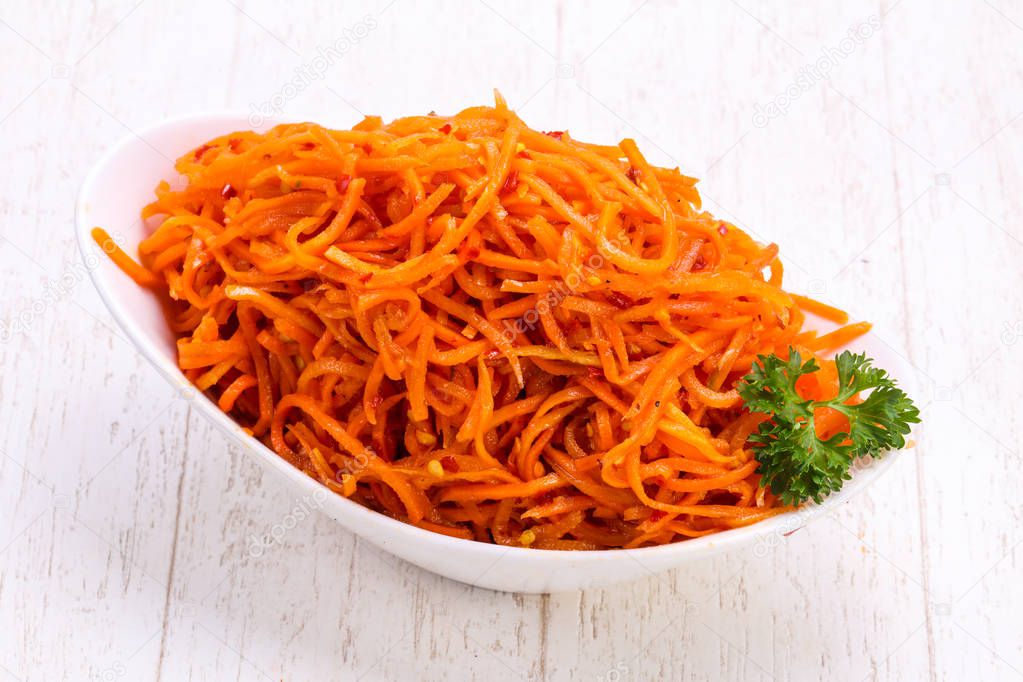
xmin=94 ymin=93 xmax=918 ymax=550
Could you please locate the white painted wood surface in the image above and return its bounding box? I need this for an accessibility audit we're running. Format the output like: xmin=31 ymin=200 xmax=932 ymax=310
xmin=1 ymin=1 xmax=1020 ymax=679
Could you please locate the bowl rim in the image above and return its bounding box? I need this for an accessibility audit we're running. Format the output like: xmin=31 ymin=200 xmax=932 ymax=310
xmin=75 ymin=110 xmax=914 ymax=565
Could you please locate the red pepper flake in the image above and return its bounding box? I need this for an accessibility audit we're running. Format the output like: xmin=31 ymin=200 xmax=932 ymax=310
xmin=336 ymin=175 xmax=351 ymax=193
xmin=626 ymin=166 xmax=640 ymax=183
xmin=220 ymin=183 xmax=237 ymax=200
xmin=439 ymin=123 xmax=452 ymax=135
xmin=717 ymin=221 xmax=728 ymax=236
xmin=440 ymin=455 xmax=459 ymax=473
xmin=605 ymin=291 xmax=631 ymax=309
xmin=586 ymin=366 xmax=604 ymax=379
xmin=544 ymin=130 xmax=564 ymax=140
xmin=535 ymin=490 xmax=556 ymax=506
xmin=649 ymin=510 xmax=668 ymax=522
xmin=362 ymin=143 xmax=373 ymax=154
xmin=358 ymin=272 xmax=372 ymax=283
xmin=563 ymin=317 xmax=583 ymax=333
xmin=228 ymin=138 xmax=242 ymax=152
xmin=193 ymin=144 xmax=212 ymax=161
xmin=500 ymin=170 xmax=519 ymax=194
xmin=301 ymin=142 xmax=316 ymax=151
xmin=516 ymin=150 xmax=531 ymax=159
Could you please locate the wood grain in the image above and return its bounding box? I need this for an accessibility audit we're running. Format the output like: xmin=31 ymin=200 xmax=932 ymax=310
xmin=0 ymin=1 xmax=1020 ymax=679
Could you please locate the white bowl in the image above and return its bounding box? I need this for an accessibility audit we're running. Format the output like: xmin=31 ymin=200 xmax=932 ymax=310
xmin=76 ymin=113 xmax=918 ymax=593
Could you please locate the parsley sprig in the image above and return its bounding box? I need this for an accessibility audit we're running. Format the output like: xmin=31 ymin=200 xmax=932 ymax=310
xmin=737 ymin=349 xmax=920 ymax=505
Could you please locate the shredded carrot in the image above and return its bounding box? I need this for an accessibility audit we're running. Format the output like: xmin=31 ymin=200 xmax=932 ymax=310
xmin=791 ymin=293 xmax=850 ymax=325
xmin=810 ymin=321 xmax=872 ymax=352
xmin=95 ymin=94 xmax=872 ymax=549
xmin=92 ymin=227 xmax=158 ymax=287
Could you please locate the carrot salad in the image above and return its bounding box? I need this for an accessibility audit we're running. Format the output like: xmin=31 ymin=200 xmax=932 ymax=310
xmin=95 ymin=94 xmax=870 ymax=549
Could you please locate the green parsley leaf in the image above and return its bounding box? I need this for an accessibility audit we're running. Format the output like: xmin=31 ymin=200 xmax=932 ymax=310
xmin=737 ymin=348 xmax=920 ymax=505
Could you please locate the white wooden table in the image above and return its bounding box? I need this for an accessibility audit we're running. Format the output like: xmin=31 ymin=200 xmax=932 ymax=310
xmin=1 ymin=1 xmax=1020 ymax=679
